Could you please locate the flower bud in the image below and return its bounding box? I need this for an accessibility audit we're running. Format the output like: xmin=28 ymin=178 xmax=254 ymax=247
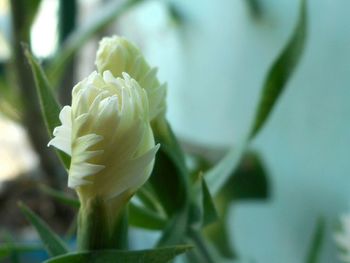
xmin=48 ymin=71 xmax=159 ymax=248
xmin=95 ymin=35 xmax=166 ymax=121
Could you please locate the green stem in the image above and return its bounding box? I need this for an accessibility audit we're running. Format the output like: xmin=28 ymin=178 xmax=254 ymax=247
xmin=77 ymin=197 xmax=128 ymax=251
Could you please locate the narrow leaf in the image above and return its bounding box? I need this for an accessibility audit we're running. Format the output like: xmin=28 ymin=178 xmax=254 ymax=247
xmin=0 ymin=243 xmax=43 ymax=260
xmin=205 ymin=140 xmax=247 ymax=195
xmin=201 ymin=177 xmax=219 ymax=227
xmin=129 ymin=204 xmax=166 ymax=230
xmin=205 ymin=0 xmax=308 ymax=195
xmin=39 ymin=184 xmax=80 ymax=209
xmin=151 ymin=119 xmax=190 ymax=215
xmin=18 ymin=202 xmax=69 ymax=257
xmin=249 ymin=0 xmax=308 ymax=139
xmin=48 ymin=0 xmax=142 ymax=86
xmin=223 ymin=151 xmax=270 ymax=201
xmin=157 ymin=210 xmax=188 ymax=247
xmin=1 ymin=234 xmax=20 ymax=263
xmin=205 ymin=152 xmax=269 ymax=258
xmin=136 ymin=184 xmax=165 ymax=214
xmin=44 ymin=246 xmax=192 ymax=263
xmin=306 ymin=218 xmax=325 ymax=263
xmin=24 ymin=48 xmax=70 ymax=168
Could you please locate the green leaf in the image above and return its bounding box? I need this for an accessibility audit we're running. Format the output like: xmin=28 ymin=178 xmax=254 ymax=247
xmin=129 ymin=203 xmax=166 ymax=230
xmin=249 ymin=0 xmax=308 ymax=139
xmin=136 ymin=184 xmax=165 ymax=214
xmin=149 ymin=148 xmax=188 ymax=215
xmin=44 ymin=245 xmax=192 ymax=263
xmin=205 ymin=152 xmax=269 ymax=258
xmin=18 ymin=202 xmax=69 ymax=257
xmin=0 ymin=70 xmax=23 ymax=121
xmin=201 ymin=177 xmax=219 ymax=227
xmin=26 ymin=0 xmax=42 ymax=29
xmin=48 ymin=0 xmax=142 ymax=87
xmin=157 ymin=210 xmax=188 ymax=247
xmin=222 ymin=151 xmax=270 ymax=201
xmin=0 ymin=243 xmax=43 ymax=260
xmin=24 ymin=48 xmax=70 ymax=169
xmin=39 ymin=184 xmax=80 ymax=209
xmin=246 ymin=0 xmax=263 ymax=19
xmin=151 ymin=119 xmax=190 ymax=215
xmin=205 ymin=140 xmax=247 ymax=195
xmin=205 ymin=0 xmax=308 ymax=196
xmin=1 ymin=234 xmax=20 ymax=263
xmin=305 ymin=218 xmax=325 ymax=263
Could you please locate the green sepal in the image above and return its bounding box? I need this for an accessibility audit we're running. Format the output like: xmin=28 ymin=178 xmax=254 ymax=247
xmin=18 ymin=202 xmax=68 ymax=257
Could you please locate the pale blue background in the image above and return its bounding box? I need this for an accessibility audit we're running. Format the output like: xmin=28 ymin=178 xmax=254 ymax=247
xmin=118 ymin=0 xmax=350 ymax=262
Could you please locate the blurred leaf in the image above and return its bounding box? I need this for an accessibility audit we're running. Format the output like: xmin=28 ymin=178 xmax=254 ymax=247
xmin=222 ymin=151 xmax=270 ymax=201
xmin=205 ymin=151 xmax=269 ymax=259
xmin=205 ymin=141 xmax=247 ymax=195
xmin=0 ymin=72 xmax=22 ymax=121
xmin=129 ymin=204 xmax=166 ymax=230
xmin=205 ymin=0 xmax=308 ymax=196
xmin=0 ymin=243 xmax=43 ymax=260
xmin=44 ymin=245 xmax=192 ymax=263
xmin=306 ymin=218 xmax=325 ymax=263
xmin=1 ymin=234 xmax=20 ymax=263
xmin=246 ymin=0 xmax=263 ymax=19
xmin=167 ymin=3 xmax=186 ymax=26
xmin=18 ymin=202 xmax=69 ymax=257
xmin=24 ymin=48 xmax=70 ymax=169
xmin=136 ymin=184 xmax=165 ymax=214
xmin=204 ymin=216 xmax=235 ymax=259
xmin=151 ymin=119 xmax=190 ymax=215
xmin=150 ymin=148 xmax=187 ymax=215
xmin=201 ymin=177 xmax=219 ymax=227
xmin=48 ymin=0 xmax=142 ymax=87
xmin=249 ymin=0 xmax=308 ymax=139
xmin=26 ymin=0 xmax=42 ymax=29
xmin=157 ymin=210 xmax=188 ymax=247
xmin=39 ymin=184 xmax=80 ymax=209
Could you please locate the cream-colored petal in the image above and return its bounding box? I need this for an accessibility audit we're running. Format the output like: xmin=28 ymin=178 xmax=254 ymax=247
xmin=47 ymin=105 xmax=72 ymax=155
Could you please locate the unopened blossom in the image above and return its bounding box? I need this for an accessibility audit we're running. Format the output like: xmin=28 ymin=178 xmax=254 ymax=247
xmin=95 ymin=35 xmax=166 ymax=121
xmin=48 ymin=71 xmax=159 ymax=218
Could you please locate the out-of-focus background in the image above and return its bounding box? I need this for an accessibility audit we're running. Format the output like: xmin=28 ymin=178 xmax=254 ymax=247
xmin=0 ymin=0 xmax=350 ymax=262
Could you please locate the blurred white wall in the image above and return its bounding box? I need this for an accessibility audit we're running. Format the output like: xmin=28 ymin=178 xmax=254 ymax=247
xmin=117 ymin=0 xmax=350 ymax=262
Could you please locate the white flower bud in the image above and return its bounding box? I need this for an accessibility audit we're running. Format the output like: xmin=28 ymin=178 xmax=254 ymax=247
xmin=95 ymin=35 xmax=166 ymax=121
xmin=48 ymin=71 xmax=159 ymax=211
